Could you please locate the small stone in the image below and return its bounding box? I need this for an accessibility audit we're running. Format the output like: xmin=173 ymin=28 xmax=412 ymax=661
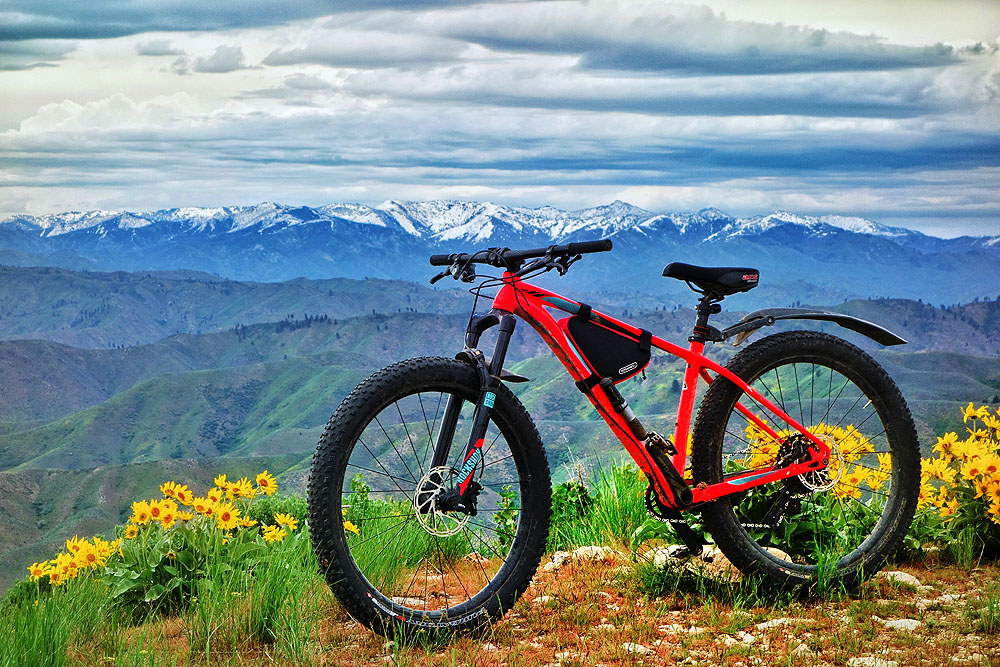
xmin=527 ymin=641 xmax=545 ymax=649
xmin=481 ymin=643 xmax=499 ymax=652
xmin=382 ymin=641 xmax=395 ymax=650
xmin=555 ymin=651 xmax=574 ymax=661
xmin=542 ymin=551 xmax=573 ymax=571
xmin=791 ymin=643 xmax=811 ymax=656
xmin=595 ymin=624 xmax=616 ymax=632
xmin=721 ymin=635 xmax=739 ymax=647
xmin=847 ymin=658 xmax=898 ymax=667
xmin=877 ymin=571 xmax=921 ymax=587
xmin=532 ymin=595 xmax=554 ymax=605
xmin=736 ymin=631 xmax=757 ymax=645
xmin=882 ymin=619 xmax=921 ymax=632
xmin=755 ymin=618 xmax=792 ymax=630
xmin=622 ymin=643 xmax=653 ymax=655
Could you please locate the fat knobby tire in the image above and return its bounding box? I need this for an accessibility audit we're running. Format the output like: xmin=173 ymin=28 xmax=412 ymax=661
xmin=307 ymin=357 xmax=551 ymax=636
xmin=691 ymin=331 xmax=920 ymax=588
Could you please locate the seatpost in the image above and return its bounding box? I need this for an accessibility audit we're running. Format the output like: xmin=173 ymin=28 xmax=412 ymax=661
xmin=689 ymin=294 xmax=723 ymax=344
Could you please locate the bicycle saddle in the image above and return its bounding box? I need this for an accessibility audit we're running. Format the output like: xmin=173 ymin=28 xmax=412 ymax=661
xmin=662 ymin=262 xmax=759 ymax=296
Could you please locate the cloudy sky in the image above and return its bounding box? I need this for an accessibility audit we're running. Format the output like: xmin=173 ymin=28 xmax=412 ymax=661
xmin=2 ymin=0 xmax=998 ymax=237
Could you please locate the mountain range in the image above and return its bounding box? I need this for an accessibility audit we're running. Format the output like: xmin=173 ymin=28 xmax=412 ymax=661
xmin=3 ymin=201 xmax=999 ymax=306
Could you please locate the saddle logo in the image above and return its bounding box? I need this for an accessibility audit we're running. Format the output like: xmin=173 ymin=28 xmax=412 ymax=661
xmin=743 ymin=274 xmax=759 ymax=282
xmin=619 ymin=361 xmax=639 ymax=375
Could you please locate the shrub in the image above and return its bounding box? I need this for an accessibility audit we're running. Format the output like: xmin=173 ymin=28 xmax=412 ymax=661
xmin=908 ymin=403 xmax=1000 ymax=558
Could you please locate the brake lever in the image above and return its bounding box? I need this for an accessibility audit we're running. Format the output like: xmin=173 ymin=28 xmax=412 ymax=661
xmin=429 ymin=270 xmax=450 ymax=285
xmin=554 ymin=254 xmax=582 ymax=276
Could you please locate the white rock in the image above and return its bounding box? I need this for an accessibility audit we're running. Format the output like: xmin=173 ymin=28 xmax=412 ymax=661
xmin=622 ymin=642 xmax=653 ymax=655
xmin=847 ymin=658 xmax=898 ymax=667
xmin=532 ymin=595 xmax=553 ymax=605
xmin=481 ymin=643 xmax=499 ymax=652
xmin=542 ymin=551 xmax=573 ymax=571
xmin=390 ymin=597 xmax=425 ymax=607
xmin=555 ymin=650 xmax=575 ymax=661
xmin=572 ymin=545 xmax=617 ymax=561
xmin=721 ymin=635 xmax=739 ymax=647
xmin=882 ymin=618 xmax=921 ymax=632
xmin=877 ymin=571 xmax=921 ymax=587
xmin=736 ymin=631 xmax=756 ymax=645
xmin=791 ymin=643 xmax=811 ymax=656
xmin=755 ymin=617 xmax=792 ymax=630
xmin=595 ymin=624 xmax=616 ymax=632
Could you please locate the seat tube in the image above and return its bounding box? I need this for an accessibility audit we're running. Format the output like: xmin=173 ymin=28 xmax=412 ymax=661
xmin=673 ymin=340 xmax=705 ymax=470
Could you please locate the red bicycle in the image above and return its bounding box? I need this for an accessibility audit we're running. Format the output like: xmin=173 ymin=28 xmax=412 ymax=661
xmin=308 ymin=240 xmax=919 ymax=635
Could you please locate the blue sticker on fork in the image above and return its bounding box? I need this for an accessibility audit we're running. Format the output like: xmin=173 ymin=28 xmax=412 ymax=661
xmin=483 ymin=391 xmax=496 ymax=408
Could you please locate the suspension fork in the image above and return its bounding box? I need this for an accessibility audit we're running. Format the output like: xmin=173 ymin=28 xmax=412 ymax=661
xmin=428 ymin=310 xmax=516 ymax=501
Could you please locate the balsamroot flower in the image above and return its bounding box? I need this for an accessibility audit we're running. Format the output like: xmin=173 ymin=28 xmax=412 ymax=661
xmin=256 ymin=470 xmax=277 ymax=496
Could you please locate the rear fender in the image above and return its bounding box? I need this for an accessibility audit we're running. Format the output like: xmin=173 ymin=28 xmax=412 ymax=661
xmin=721 ymin=307 xmax=906 ymax=347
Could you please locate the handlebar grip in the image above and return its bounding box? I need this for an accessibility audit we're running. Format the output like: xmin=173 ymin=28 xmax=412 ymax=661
xmin=429 ymin=253 xmax=456 ymax=266
xmin=566 ymin=239 xmax=612 ymax=255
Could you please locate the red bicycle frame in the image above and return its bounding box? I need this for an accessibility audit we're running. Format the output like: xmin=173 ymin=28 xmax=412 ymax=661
xmin=491 ymin=272 xmax=831 ymax=509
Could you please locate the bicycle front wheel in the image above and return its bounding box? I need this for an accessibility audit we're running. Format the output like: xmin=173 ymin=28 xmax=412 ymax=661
xmin=692 ymin=331 xmax=919 ymax=587
xmin=308 ymin=357 xmax=551 ymax=635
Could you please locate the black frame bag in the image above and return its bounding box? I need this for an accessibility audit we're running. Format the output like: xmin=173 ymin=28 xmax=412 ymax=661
xmin=561 ymin=307 xmax=651 ymax=383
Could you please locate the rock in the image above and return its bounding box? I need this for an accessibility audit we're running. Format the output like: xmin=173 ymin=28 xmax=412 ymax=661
xmin=572 ymin=545 xmax=618 ymax=561
xmin=847 ymin=658 xmax=898 ymax=667
xmin=532 ymin=595 xmax=553 ymax=605
xmin=622 ymin=643 xmax=653 ymax=655
xmin=881 ymin=619 xmax=922 ymax=632
xmin=877 ymin=570 xmax=921 ymax=587
xmin=481 ymin=643 xmax=499 ymax=652
xmin=555 ymin=650 xmax=575 ymax=661
xmin=721 ymin=635 xmax=739 ymax=647
xmin=791 ymin=643 xmax=811 ymax=656
xmin=595 ymin=624 xmax=616 ymax=632
xmin=736 ymin=631 xmax=757 ymax=645
xmin=542 ymin=551 xmax=573 ymax=572
xmin=755 ymin=618 xmax=792 ymax=630
xmin=765 ymin=547 xmax=790 ymax=561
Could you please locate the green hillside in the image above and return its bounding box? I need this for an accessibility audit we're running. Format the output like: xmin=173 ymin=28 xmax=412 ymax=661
xmin=0 ymin=266 xmax=466 ymax=348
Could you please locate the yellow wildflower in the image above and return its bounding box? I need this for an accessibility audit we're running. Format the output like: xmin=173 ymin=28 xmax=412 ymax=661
xmin=214 ymin=473 xmax=229 ymax=489
xmin=256 ymin=470 xmax=277 ymax=496
xmin=206 ymin=487 xmax=223 ymax=504
xmin=232 ymin=477 xmax=255 ymax=498
xmin=963 ymin=402 xmax=989 ymax=423
xmin=262 ymin=525 xmax=286 ymax=543
xmin=343 ymin=520 xmax=361 ymax=536
xmin=938 ymin=497 xmax=959 ymax=520
xmin=177 ymin=511 xmax=194 ymax=522
xmin=174 ymin=484 xmax=193 ymax=506
xmin=192 ymin=497 xmax=214 ymax=516
xmin=27 ymin=562 xmax=50 ymax=581
xmin=148 ymin=499 xmax=165 ymax=523
xmin=932 ymin=432 xmax=960 ymax=461
xmin=124 ymin=524 xmax=139 ymax=539
xmin=130 ymin=500 xmax=151 ymax=525
xmin=65 ymin=535 xmax=84 ymax=554
xmin=273 ymin=513 xmax=299 ymax=532
xmin=160 ymin=481 xmax=178 ymax=498
xmin=48 ymin=569 xmax=64 ymax=587
xmin=961 ymin=458 xmax=985 ymax=481
xmin=216 ymin=502 xmax=240 ymax=531
xmin=239 ymin=518 xmax=258 ymax=528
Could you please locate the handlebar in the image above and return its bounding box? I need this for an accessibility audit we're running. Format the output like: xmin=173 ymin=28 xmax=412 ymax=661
xmin=429 ymin=239 xmax=612 ymax=268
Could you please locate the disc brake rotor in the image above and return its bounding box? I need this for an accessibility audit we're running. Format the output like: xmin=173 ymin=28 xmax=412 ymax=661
xmin=797 ymin=434 xmax=843 ymax=492
xmin=413 ymin=465 xmax=471 ymax=537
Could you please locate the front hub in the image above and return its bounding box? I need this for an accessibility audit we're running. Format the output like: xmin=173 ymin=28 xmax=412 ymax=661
xmin=413 ymin=466 xmax=472 ymax=537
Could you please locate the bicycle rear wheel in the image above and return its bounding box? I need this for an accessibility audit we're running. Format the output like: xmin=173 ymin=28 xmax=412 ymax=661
xmin=692 ymin=331 xmax=919 ymax=587
xmin=308 ymin=357 xmax=551 ymax=635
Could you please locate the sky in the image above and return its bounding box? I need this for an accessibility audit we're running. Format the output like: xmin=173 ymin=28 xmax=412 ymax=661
xmin=1 ymin=0 xmax=998 ymax=237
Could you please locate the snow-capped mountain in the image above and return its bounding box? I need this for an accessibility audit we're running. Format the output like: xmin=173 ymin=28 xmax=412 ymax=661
xmin=1 ymin=201 xmax=997 ymax=306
